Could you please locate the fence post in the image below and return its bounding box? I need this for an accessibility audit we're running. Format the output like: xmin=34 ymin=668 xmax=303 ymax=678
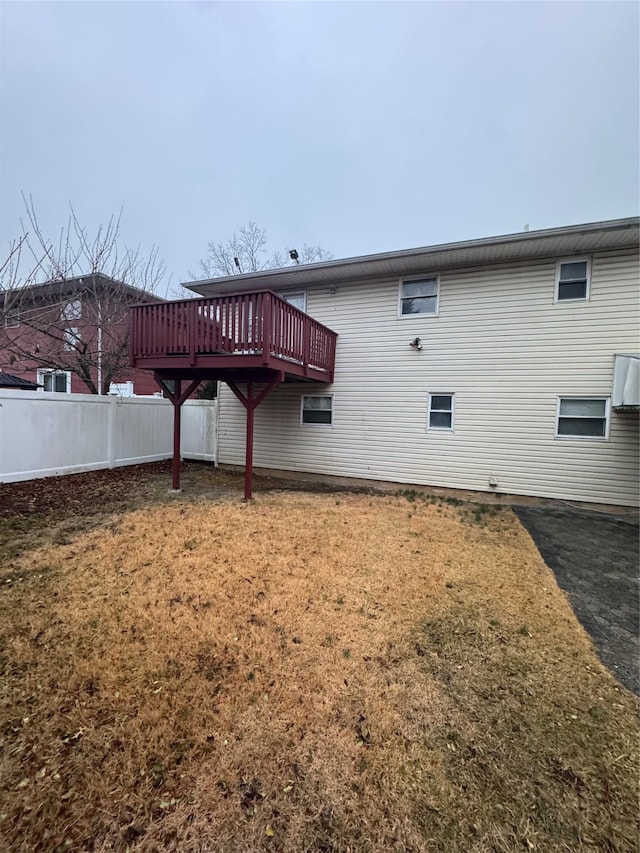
xmin=107 ymin=395 xmax=117 ymax=468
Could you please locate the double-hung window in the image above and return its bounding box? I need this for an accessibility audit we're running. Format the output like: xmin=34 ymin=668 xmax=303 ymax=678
xmin=399 ymin=277 xmax=439 ymax=317
xmin=556 ymin=398 xmax=609 ymax=439
xmin=555 ymin=259 xmax=590 ymax=302
xmin=428 ymin=393 xmax=454 ymax=431
xmin=301 ymin=395 xmax=332 ymax=425
xmin=60 ymin=299 xmax=82 ymax=351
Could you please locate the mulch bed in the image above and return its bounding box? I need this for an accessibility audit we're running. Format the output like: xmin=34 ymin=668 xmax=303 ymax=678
xmin=0 ymin=462 xmax=174 ymax=519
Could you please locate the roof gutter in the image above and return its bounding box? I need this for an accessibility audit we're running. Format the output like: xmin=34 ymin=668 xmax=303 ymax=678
xmin=184 ymin=217 xmax=639 ymax=297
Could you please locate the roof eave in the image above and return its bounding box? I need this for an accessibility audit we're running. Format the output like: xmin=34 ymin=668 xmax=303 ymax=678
xmin=184 ymin=217 xmax=639 ymax=297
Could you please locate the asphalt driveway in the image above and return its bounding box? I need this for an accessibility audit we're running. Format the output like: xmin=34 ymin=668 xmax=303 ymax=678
xmin=514 ymin=505 xmax=639 ymax=695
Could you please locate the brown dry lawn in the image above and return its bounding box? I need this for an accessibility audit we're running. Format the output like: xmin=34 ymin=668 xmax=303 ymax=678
xmin=0 ymin=474 xmax=638 ymax=852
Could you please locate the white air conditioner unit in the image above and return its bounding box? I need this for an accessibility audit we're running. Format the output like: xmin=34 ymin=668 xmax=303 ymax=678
xmin=612 ymin=354 xmax=639 ymax=411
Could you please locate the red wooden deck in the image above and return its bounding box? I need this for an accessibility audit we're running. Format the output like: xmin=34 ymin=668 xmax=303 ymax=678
xmin=130 ymin=290 xmax=337 ymax=383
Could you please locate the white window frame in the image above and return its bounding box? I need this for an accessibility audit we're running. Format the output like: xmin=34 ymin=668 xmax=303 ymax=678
xmin=60 ymin=299 xmax=82 ymax=321
xmin=4 ymin=308 xmax=20 ymax=328
xmin=555 ymin=396 xmax=610 ymax=441
xmin=398 ymin=275 xmax=440 ymax=319
xmin=63 ymin=327 xmax=80 ymax=351
xmin=554 ymin=257 xmax=591 ymax=303
xmin=427 ymin=392 xmax=455 ymax=432
xmin=37 ymin=369 xmax=72 ymax=393
xmin=282 ymin=291 xmax=307 ymax=313
xmin=300 ymin=393 xmax=333 ymax=426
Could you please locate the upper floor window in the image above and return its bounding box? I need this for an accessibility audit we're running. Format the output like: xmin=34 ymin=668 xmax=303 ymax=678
xmin=38 ymin=369 xmax=71 ymax=393
xmin=63 ymin=327 xmax=80 ymax=351
xmin=555 ymin=259 xmax=590 ymax=302
xmin=4 ymin=308 xmax=20 ymax=328
xmin=399 ymin=277 xmax=439 ymax=317
xmin=282 ymin=292 xmax=307 ymax=312
xmin=60 ymin=299 xmax=82 ymax=321
xmin=556 ymin=397 xmax=609 ymax=439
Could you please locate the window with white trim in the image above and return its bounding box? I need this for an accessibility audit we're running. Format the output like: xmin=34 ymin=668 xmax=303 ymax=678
xmin=63 ymin=327 xmax=80 ymax=351
xmin=60 ymin=299 xmax=82 ymax=321
xmin=555 ymin=259 xmax=590 ymax=302
xmin=37 ymin=369 xmax=71 ymax=393
xmin=282 ymin=291 xmax=307 ymax=312
xmin=556 ymin=397 xmax=609 ymax=439
xmin=428 ymin=393 xmax=454 ymax=431
xmin=399 ymin=277 xmax=439 ymax=317
xmin=301 ymin=395 xmax=332 ymax=425
xmin=4 ymin=308 xmax=20 ymax=328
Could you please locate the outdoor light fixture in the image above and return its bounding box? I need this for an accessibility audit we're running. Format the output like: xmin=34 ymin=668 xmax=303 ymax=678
xmin=409 ymin=337 xmax=422 ymax=351
xmin=233 ymin=256 xmax=242 ymax=272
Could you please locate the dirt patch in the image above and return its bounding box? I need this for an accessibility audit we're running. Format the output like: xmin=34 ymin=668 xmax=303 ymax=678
xmin=0 ymin=490 xmax=637 ymax=852
xmin=0 ymin=463 xmax=278 ymax=565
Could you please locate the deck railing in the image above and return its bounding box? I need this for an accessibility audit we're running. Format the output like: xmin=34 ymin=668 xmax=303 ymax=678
xmin=130 ymin=290 xmax=337 ymax=379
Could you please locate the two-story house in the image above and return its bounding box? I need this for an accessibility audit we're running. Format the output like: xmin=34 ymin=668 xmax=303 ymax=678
xmin=1 ymin=273 xmax=163 ymax=395
xmin=131 ymin=218 xmax=639 ymax=506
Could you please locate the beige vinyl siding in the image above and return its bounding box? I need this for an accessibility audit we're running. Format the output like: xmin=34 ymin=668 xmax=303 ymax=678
xmin=217 ymin=249 xmax=640 ymax=506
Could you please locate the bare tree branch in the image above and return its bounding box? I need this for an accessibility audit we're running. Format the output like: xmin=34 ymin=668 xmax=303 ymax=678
xmin=0 ymin=199 xmax=167 ymax=394
xmin=191 ymin=222 xmax=333 ymax=279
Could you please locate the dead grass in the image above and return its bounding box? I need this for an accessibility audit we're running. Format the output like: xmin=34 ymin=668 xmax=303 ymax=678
xmin=0 ymin=490 xmax=638 ymax=852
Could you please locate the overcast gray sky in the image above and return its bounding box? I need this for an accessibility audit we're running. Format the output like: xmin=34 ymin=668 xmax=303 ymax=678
xmin=1 ymin=1 xmax=638 ymax=291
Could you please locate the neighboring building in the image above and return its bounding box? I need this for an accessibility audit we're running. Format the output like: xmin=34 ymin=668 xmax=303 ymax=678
xmin=0 ymin=372 xmax=39 ymax=391
xmin=181 ymin=218 xmax=639 ymax=507
xmin=0 ymin=274 xmax=163 ymax=395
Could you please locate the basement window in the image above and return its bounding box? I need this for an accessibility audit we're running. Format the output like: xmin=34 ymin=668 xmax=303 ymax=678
xmin=428 ymin=393 xmax=454 ymax=431
xmin=301 ymin=395 xmax=332 ymax=425
xmin=556 ymin=397 xmax=609 ymax=439
xmin=555 ymin=259 xmax=590 ymax=302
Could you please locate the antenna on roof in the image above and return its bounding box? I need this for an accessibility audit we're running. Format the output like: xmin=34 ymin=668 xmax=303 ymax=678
xmin=523 ymin=224 xmax=530 ymax=232
xmin=289 ymin=249 xmax=300 ymax=265
xmin=233 ymin=256 xmax=242 ymax=273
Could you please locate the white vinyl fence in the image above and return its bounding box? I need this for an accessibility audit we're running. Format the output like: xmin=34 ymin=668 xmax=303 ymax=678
xmin=0 ymin=390 xmax=217 ymax=484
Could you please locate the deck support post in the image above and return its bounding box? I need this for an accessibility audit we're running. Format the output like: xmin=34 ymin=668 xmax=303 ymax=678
xmin=227 ymin=373 xmax=282 ymax=501
xmin=155 ymin=374 xmax=202 ymax=490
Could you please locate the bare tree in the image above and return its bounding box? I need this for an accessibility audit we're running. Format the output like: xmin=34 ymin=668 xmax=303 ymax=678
xmin=0 ymin=196 xmax=167 ymax=394
xmin=192 ymin=221 xmax=332 ymax=279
